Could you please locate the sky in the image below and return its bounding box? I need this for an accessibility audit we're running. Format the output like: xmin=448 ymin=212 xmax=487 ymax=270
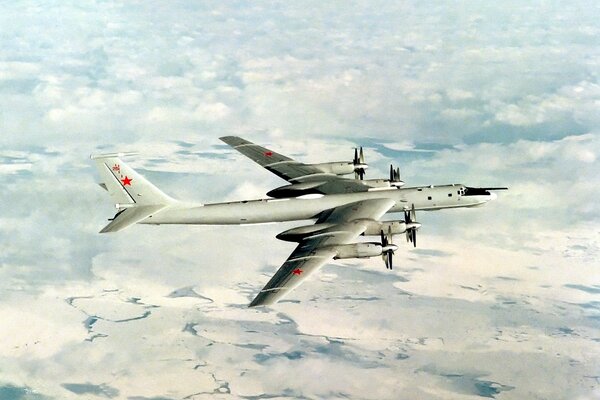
xmin=0 ymin=1 xmax=599 ymax=399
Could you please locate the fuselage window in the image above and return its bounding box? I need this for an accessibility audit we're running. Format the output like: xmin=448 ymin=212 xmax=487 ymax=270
xmin=427 ymin=196 xmax=432 ymax=200
xmin=448 ymin=193 xmax=452 ymax=197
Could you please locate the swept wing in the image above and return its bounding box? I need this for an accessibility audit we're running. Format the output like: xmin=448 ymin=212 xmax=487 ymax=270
xmin=249 ymin=198 xmax=395 ymax=306
xmin=220 ymin=136 xmax=371 ymax=195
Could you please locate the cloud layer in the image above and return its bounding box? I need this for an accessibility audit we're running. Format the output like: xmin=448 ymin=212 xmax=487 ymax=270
xmin=0 ymin=1 xmax=599 ymax=399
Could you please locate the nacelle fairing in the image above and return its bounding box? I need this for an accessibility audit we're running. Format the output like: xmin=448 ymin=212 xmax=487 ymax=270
xmin=309 ymin=162 xmax=357 ymax=176
xmin=362 ymin=178 xmax=405 ymax=189
xmin=276 ymin=222 xmax=338 ymax=242
xmin=363 ymin=220 xmax=408 ymax=236
xmin=334 ymin=243 xmax=386 ymax=259
xmin=362 ymin=179 xmax=391 ymax=188
xmin=267 ymin=181 xmax=326 ymax=198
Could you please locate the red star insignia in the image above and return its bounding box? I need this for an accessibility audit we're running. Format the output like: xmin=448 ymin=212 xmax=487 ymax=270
xmin=264 ymin=151 xmax=273 ymax=157
xmin=121 ymin=176 xmax=132 ymax=186
xmin=292 ymin=268 xmax=303 ymax=275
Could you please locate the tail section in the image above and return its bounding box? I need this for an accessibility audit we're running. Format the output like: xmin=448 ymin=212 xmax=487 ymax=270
xmin=91 ymin=153 xmax=176 ymax=233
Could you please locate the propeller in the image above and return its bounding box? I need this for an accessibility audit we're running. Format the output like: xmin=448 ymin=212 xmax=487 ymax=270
xmin=353 ymin=147 xmax=367 ymax=180
xmin=389 ymin=164 xmax=404 ymax=186
xmin=404 ymin=204 xmax=420 ymax=248
xmin=380 ymin=226 xmax=395 ymax=270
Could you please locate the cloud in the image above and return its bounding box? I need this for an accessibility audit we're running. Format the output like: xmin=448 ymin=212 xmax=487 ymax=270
xmin=0 ymin=1 xmax=599 ymax=399
xmin=0 ymin=61 xmax=41 ymax=80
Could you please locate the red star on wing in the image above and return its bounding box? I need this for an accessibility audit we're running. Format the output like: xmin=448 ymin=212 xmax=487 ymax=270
xmin=292 ymin=268 xmax=303 ymax=275
xmin=264 ymin=151 xmax=273 ymax=157
xmin=121 ymin=176 xmax=132 ymax=186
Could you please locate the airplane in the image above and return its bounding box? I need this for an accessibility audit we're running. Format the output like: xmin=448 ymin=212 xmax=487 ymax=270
xmin=91 ymin=136 xmax=507 ymax=307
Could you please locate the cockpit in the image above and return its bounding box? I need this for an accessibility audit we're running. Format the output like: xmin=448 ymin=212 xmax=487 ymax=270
xmin=461 ymin=187 xmax=491 ymax=196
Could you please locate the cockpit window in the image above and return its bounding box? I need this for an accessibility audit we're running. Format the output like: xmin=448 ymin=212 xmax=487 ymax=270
xmin=463 ymin=187 xmax=490 ymax=196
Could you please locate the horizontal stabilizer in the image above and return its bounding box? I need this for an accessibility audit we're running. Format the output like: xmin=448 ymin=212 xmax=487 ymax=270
xmin=100 ymin=205 xmax=166 ymax=233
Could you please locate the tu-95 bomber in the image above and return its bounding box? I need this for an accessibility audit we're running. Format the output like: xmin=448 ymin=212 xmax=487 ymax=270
xmin=92 ymin=137 xmax=506 ymax=307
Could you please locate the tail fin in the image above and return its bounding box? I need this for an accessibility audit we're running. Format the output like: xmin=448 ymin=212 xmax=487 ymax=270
xmin=91 ymin=153 xmax=176 ymax=233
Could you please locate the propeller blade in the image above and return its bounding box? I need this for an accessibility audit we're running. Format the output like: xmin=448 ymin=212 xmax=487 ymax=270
xmin=382 ymin=250 xmax=393 ymax=270
xmin=410 ymin=203 xmax=416 ymax=222
xmin=412 ymin=230 xmax=417 ymax=247
xmin=396 ymin=167 xmax=401 ymax=181
xmin=352 ymin=147 xmax=366 ymax=180
xmin=380 ymin=229 xmax=386 ymax=246
xmin=389 ymin=164 xmax=394 ymax=181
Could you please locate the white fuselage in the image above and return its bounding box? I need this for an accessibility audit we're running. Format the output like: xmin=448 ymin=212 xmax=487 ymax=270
xmin=141 ymin=184 xmax=494 ymax=226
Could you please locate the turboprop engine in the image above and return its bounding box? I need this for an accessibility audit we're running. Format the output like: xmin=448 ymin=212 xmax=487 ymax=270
xmin=363 ymin=218 xmax=421 ymax=237
xmin=309 ymin=147 xmax=368 ymax=179
xmin=309 ymin=162 xmax=356 ymax=176
xmin=333 ymin=242 xmax=398 ymax=259
xmin=365 ymin=205 xmax=421 ymax=248
xmin=353 ymin=165 xmax=404 ymax=189
xmin=363 ymin=220 xmax=408 ymax=236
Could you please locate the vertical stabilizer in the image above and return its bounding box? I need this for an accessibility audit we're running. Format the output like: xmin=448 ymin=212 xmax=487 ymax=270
xmin=91 ymin=153 xmax=176 ymax=232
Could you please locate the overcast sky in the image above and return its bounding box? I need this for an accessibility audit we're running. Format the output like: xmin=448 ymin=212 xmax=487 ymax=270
xmin=0 ymin=1 xmax=599 ymax=399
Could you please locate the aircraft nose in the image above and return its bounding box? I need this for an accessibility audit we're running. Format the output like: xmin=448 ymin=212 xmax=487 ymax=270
xmin=489 ymin=192 xmax=497 ymax=201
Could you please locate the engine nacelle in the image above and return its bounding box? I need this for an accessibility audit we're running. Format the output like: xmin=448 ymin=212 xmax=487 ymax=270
xmin=362 ymin=179 xmax=405 ymax=189
xmin=363 ymin=220 xmax=407 ymax=236
xmin=309 ymin=162 xmax=356 ymax=176
xmin=276 ymin=222 xmax=338 ymax=242
xmin=363 ymin=179 xmax=392 ymax=188
xmin=267 ymin=181 xmax=326 ymax=198
xmin=334 ymin=243 xmax=383 ymax=259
